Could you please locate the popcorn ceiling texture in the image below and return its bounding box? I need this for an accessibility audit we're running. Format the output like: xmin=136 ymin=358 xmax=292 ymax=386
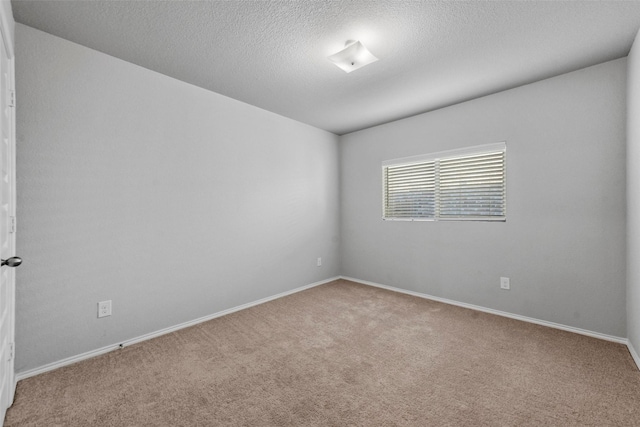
xmin=11 ymin=0 xmax=640 ymax=134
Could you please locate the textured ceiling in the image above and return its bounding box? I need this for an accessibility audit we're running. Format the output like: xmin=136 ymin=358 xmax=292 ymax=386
xmin=11 ymin=1 xmax=640 ymax=135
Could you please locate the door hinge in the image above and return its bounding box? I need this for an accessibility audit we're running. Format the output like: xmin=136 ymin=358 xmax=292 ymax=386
xmin=8 ymin=90 xmax=14 ymax=108
xmin=9 ymin=216 xmax=15 ymax=233
xmin=7 ymin=342 xmax=13 ymax=362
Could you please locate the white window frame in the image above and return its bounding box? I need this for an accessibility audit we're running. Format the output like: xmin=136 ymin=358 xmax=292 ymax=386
xmin=382 ymin=142 xmax=506 ymax=222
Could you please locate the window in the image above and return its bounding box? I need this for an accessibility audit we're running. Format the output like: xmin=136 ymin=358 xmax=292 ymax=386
xmin=382 ymin=142 xmax=506 ymax=221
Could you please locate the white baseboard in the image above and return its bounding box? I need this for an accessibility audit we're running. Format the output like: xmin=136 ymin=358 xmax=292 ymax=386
xmin=17 ymin=275 xmax=636 ymax=381
xmin=340 ymin=276 xmax=628 ymax=345
xmin=627 ymin=340 xmax=640 ymax=370
xmin=16 ymin=276 xmax=341 ymax=381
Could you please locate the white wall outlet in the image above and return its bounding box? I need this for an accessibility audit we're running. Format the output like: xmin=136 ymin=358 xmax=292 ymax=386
xmin=500 ymin=277 xmax=510 ymax=290
xmin=98 ymin=300 xmax=112 ymax=318
xmin=317 ymin=257 xmax=322 ymax=267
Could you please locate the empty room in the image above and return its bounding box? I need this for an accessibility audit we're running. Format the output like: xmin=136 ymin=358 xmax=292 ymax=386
xmin=1 ymin=0 xmax=640 ymax=425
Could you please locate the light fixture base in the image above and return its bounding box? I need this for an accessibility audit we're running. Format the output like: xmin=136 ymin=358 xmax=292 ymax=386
xmin=328 ymin=40 xmax=378 ymax=73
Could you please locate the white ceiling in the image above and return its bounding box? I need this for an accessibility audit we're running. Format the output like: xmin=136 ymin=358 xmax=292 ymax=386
xmin=11 ymin=1 xmax=640 ymax=135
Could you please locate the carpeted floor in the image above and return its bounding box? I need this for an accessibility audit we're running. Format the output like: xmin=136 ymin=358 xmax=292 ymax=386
xmin=5 ymin=279 xmax=640 ymax=426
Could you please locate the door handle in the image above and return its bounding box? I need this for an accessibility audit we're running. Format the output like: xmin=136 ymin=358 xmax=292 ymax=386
xmin=1 ymin=257 xmax=21 ymax=267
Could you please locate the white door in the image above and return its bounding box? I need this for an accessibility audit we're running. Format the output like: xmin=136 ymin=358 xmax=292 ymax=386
xmin=0 ymin=18 xmax=16 ymax=425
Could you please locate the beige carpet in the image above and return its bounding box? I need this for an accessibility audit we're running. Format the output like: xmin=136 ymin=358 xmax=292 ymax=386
xmin=5 ymin=279 xmax=640 ymax=426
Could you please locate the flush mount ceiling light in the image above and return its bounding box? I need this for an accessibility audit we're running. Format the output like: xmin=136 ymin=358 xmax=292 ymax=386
xmin=327 ymin=40 xmax=378 ymax=73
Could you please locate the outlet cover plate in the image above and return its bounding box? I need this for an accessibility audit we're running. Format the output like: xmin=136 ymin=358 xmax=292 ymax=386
xmin=500 ymin=277 xmax=510 ymax=290
xmin=98 ymin=300 xmax=112 ymax=318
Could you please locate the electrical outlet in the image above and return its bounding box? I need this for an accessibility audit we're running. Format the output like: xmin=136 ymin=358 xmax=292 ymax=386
xmin=500 ymin=277 xmax=510 ymax=290
xmin=317 ymin=257 xmax=322 ymax=267
xmin=98 ymin=300 xmax=112 ymax=318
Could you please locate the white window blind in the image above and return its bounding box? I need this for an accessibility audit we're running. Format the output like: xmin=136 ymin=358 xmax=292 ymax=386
xmin=383 ymin=160 xmax=436 ymax=219
xmin=382 ymin=143 xmax=506 ymax=221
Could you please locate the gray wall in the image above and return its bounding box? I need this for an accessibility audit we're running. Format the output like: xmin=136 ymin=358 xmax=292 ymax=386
xmin=14 ymin=22 xmax=631 ymax=374
xmin=628 ymin=29 xmax=640 ymax=354
xmin=15 ymin=24 xmax=340 ymax=373
xmin=341 ymin=59 xmax=627 ymax=337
